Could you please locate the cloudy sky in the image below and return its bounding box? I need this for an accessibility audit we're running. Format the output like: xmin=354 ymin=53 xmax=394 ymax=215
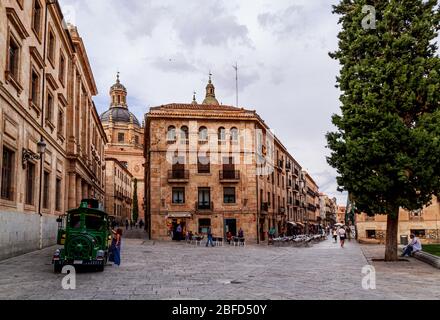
xmin=59 ymin=0 xmax=347 ymax=205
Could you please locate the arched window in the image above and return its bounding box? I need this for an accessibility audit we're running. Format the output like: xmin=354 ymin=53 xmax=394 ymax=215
xmin=230 ymin=127 xmax=238 ymax=142
xmin=218 ymin=127 xmax=226 ymax=141
xmin=167 ymin=126 xmax=176 ymax=141
xmin=199 ymin=126 xmax=208 ymax=141
xmin=180 ymin=126 xmax=189 ymax=141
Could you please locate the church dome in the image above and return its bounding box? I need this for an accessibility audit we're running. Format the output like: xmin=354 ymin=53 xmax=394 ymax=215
xmin=100 ymin=107 xmax=140 ymax=126
xmin=100 ymin=72 xmax=141 ymax=127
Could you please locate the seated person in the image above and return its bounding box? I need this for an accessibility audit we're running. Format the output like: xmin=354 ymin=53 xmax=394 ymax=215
xmin=401 ymin=234 xmax=422 ymax=257
xmin=226 ymin=232 xmax=233 ymax=244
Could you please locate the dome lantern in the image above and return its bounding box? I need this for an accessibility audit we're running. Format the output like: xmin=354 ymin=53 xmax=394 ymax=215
xmin=110 ymin=72 xmax=128 ymax=108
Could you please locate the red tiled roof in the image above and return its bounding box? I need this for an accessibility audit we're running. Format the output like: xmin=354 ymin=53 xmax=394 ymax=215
xmin=150 ymin=103 xmax=252 ymax=112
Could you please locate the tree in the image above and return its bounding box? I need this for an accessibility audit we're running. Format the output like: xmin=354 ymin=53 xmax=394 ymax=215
xmin=132 ymin=178 xmax=139 ymax=223
xmin=327 ymin=0 xmax=440 ymax=261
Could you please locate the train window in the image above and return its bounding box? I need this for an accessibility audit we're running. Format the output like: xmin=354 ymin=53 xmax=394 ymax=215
xmin=85 ymin=214 xmax=103 ymax=230
xmin=69 ymin=214 xmax=81 ymax=229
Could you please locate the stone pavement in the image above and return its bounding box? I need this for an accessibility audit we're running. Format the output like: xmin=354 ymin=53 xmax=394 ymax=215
xmin=0 ymin=238 xmax=439 ymax=300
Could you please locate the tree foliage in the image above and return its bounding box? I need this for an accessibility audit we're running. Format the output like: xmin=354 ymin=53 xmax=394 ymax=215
xmin=328 ymin=0 xmax=440 ymax=217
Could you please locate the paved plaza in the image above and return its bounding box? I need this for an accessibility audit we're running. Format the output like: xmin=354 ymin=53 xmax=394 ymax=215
xmin=0 ymin=238 xmax=439 ymax=300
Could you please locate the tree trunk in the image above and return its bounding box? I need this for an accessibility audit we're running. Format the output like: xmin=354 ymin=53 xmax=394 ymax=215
xmin=385 ymin=209 xmax=399 ymax=261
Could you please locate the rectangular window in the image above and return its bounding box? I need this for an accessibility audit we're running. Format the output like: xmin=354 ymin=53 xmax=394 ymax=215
xmin=25 ymin=163 xmax=35 ymax=205
xmin=8 ymin=36 xmax=20 ymax=80
xmin=43 ymin=171 xmax=50 ymax=209
xmin=32 ymin=0 xmax=42 ymax=37
xmin=59 ymin=53 xmax=66 ymax=84
xmin=48 ymin=30 xmax=55 ymax=63
xmin=223 ymin=187 xmax=236 ymax=204
xmin=198 ymin=218 xmax=211 ymax=234
xmin=1 ymin=147 xmax=15 ymax=201
xmin=46 ymin=92 xmax=54 ymax=121
xmin=118 ymin=133 xmax=125 ymax=143
xmin=198 ymin=188 xmax=211 ymax=209
xmin=31 ymin=69 xmax=39 ymax=106
xmin=411 ymin=229 xmax=426 ymax=238
xmin=366 ymin=230 xmax=376 ymax=239
xmin=172 ymin=188 xmax=185 ymax=204
xmin=134 ymin=135 xmax=139 ymax=145
xmin=55 ymin=178 xmax=62 ymax=211
xmin=57 ymin=108 xmax=64 ymax=136
xmin=198 ymin=156 xmax=210 ymax=173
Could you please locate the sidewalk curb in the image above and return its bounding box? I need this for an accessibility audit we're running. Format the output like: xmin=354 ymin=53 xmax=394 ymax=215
xmin=399 ymin=245 xmax=440 ymax=269
xmin=414 ymin=252 xmax=440 ymax=269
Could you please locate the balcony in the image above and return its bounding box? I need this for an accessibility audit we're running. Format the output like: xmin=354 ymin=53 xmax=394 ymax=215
xmin=279 ymin=207 xmax=286 ymax=215
xmin=219 ymin=170 xmax=240 ymax=183
xmin=277 ymin=160 xmax=284 ymax=171
xmin=286 ymin=162 xmax=291 ymax=172
xmin=287 ymin=180 xmax=292 ymax=189
xmin=195 ymin=201 xmax=214 ymax=212
xmin=168 ymin=170 xmax=189 ymax=183
xmin=261 ymin=202 xmax=269 ymax=213
xmin=294 ymin=184 xmax=300 ymax=192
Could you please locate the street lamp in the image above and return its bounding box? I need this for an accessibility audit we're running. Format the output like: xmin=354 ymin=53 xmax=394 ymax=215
xmin=37 ymin=138 xmax=47 ymax=155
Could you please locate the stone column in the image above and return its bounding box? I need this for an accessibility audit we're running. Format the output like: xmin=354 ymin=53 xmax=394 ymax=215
xmin=76 ymin=177 xmax=82 ymax=207
xmin=82 ymin=182 xmax=88 ymax=200
xmin=68 ymin=173 xmax=77 ymax=210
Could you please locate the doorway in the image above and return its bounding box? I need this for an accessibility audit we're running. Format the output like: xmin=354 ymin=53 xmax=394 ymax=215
xmin=172 ymin=219 xmax=186 ymax=241
xmin=224 ymin=219 xmax=237 ymax=237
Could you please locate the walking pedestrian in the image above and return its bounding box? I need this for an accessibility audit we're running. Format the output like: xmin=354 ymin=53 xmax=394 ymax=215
xmin=206 ymin=227 xmax=214 ymax=247
xmin=338 ymin=227 xmax=346 ymax=248
xmin=125 ymin=219 xmax=129 ymax=231
xmin=333 ymin=229 xmax=338 ymax=243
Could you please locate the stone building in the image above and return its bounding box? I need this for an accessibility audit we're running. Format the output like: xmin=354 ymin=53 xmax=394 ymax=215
xmin=66 ymin=26 xmax=107 ymax=208
xmin=105 ymin=157 xmax=133 ymax=223
xmin=336 ymin=205 xmax=346 ymax=225
xmin=0 ymin=0 xmax=106 ymax=260
xmin=144 ymin=76 xmax=314 ymax=242
xmin=304 ymin=171 xmax=320 ymax=233
xmin=356 ymin=197 xmax=440 ymax=244
xmin=100 ymin=74 xmax=144 ymax=223
xmin=319 ymin=193 xmax=337 ymax=228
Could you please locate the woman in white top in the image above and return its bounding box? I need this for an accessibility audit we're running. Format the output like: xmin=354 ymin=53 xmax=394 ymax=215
xmin=338 ymin=227 xmax=346 ymax=248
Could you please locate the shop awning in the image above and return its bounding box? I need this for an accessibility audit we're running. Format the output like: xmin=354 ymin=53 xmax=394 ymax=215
xmin=166 ymin=212 xmax=192 ymax=218
xmin=287 ymin=222 xmax=297 ymax=227
xmin=296 ymin=222 xmax=305 ymax=228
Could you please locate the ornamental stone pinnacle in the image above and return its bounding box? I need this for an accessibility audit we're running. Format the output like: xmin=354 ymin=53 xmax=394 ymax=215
xmin=202 ymin=72 xmax=219 ymax=105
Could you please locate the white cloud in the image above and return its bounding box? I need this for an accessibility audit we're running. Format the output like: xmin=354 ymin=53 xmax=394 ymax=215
xmin=59 ymin=0 xmax=347 ymax=204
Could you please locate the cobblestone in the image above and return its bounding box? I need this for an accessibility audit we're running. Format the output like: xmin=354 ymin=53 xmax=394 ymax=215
xmin=0 ymin=238 xmax=439 ymax=300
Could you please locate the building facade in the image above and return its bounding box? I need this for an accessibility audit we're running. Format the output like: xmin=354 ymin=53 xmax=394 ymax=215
xmin=319 ymin=194 xmax=337 ymax=228
xmin=100 ymin=75 xmax=145 ymax=223
xmin=336 ymin=205 xmax=346 ymax=225
xmin=144 ymin=76 xmax=317 ymax=241
xmin=304 ymin=171 xmax=320 ymax=233
xmin=0 ymin=0 xmax=106 ymax=260
xmin=356 ymin=197 xmax=440 ymax=244
xmin=105 ymin=157 xmax=133 ymax=223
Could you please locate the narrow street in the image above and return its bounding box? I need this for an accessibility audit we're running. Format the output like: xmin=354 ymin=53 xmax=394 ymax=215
xmin=0 ymin=238 xmax=439 ymax=300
